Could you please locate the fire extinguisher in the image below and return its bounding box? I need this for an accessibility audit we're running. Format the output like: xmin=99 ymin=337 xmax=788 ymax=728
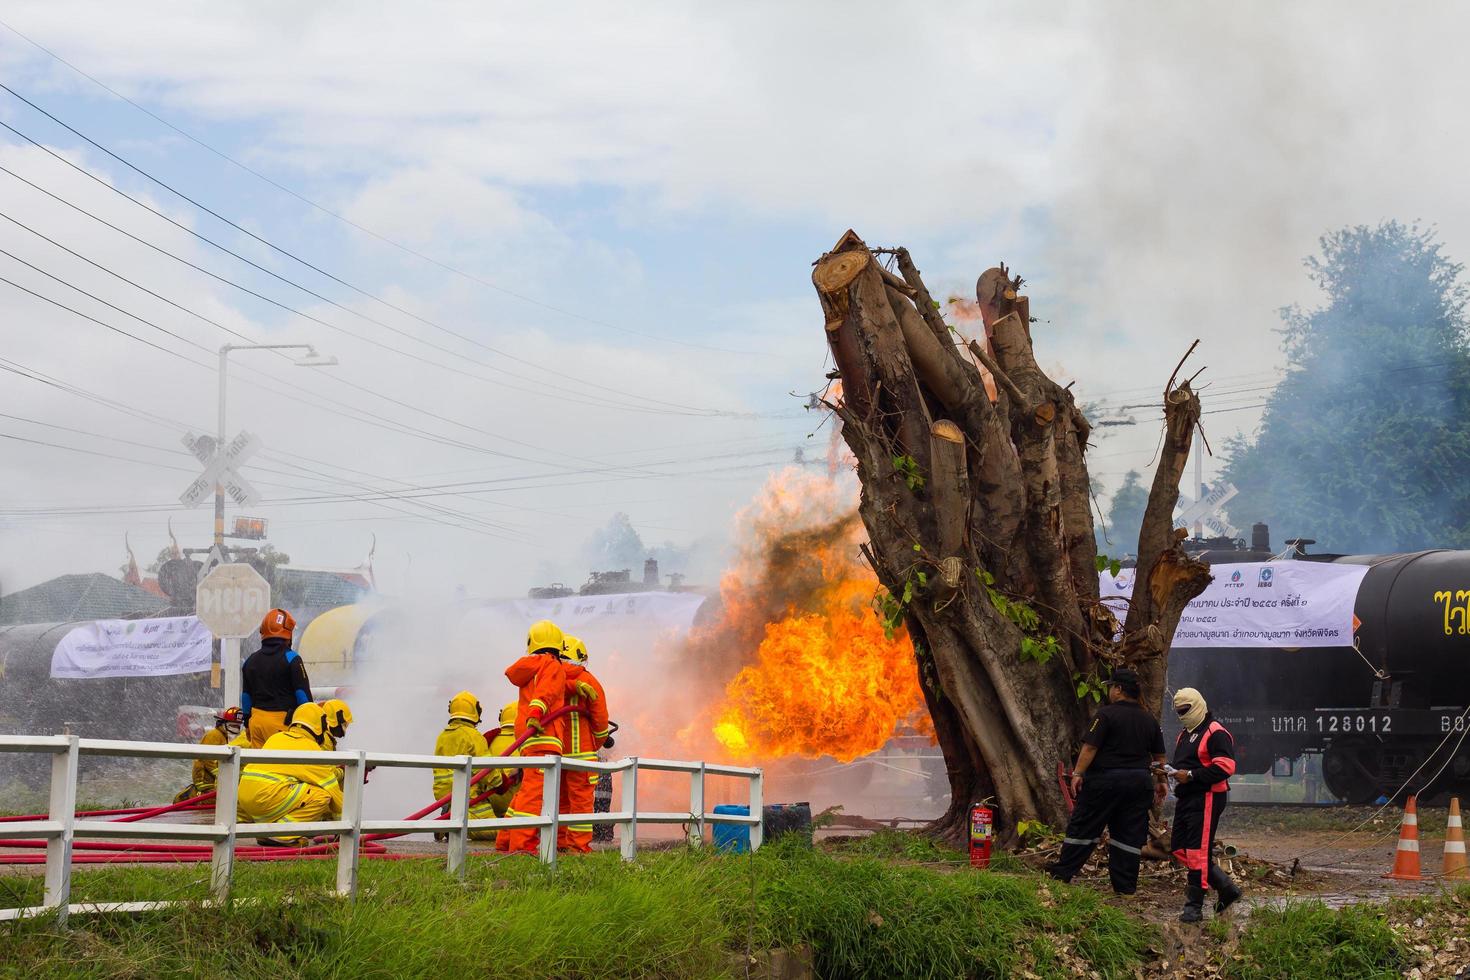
xmin=969 ymin=802 xmax=994 ymax=869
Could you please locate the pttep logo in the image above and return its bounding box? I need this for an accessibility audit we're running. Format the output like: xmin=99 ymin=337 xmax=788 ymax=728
xmin=1256 ymin=567 xmax=1274 ymax=588
xmin=1226 ymin=569 xmax=1245 ymax=589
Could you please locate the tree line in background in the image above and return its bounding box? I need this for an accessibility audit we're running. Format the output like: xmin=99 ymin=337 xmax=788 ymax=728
xmin=1100 ymin=221 xmax=1470 ymax=557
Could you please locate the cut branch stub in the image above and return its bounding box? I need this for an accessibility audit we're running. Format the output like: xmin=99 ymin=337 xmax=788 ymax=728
xmin=928 ymin=419 xmax=969 ymax=593
xmin=813 ymin=244 xmax=875 ymax=418
xmin=813 ymin=250 xmax=871 ymax=304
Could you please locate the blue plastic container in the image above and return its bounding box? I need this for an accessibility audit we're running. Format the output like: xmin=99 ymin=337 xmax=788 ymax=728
xmin=712 ymin=804 xmax=751 ymax=853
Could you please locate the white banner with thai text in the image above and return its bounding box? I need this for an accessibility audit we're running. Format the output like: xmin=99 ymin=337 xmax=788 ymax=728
xmin=51 ymin=616 xmax=213 ymax=679
xmin=1099 ymin=562 xmax=1369 ymax=647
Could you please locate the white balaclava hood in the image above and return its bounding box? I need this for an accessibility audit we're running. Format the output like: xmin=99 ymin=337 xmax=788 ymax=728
xmin=1173 ymin=688 xmax=1208 ymax=731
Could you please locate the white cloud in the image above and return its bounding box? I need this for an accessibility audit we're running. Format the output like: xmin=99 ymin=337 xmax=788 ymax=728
xmin=5 ymin=1 xmax=1470 ymax=597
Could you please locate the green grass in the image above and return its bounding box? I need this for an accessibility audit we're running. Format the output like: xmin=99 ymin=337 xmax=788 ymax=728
xmin=1228 ymin=900 xmax=1406 ymax=980
xmin=0 ymin=837 xmax=1155 ymax=979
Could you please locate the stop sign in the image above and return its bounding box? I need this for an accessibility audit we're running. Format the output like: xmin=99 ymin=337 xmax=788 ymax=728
xmin=195 ymin=562 xmax=271 ymax=637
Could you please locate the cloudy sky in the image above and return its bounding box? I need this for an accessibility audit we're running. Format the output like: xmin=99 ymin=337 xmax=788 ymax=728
xmin=1 ymin=1 xmax=1466 ymax=597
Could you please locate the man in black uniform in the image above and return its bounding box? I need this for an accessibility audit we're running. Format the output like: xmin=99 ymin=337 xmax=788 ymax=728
xmin=240 ymin=608 xmax=314 ymax=748
xmin=1048 ymin=667 xmax=1166 ymax=894
xmin=1169 ymin=687 xmax=1242 ymax=921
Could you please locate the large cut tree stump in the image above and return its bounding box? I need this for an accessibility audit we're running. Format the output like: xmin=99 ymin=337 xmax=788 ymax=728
xmin=812 ymin=232 xmax=1211 ymax=841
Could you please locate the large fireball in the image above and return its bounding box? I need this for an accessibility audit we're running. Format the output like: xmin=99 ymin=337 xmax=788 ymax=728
xmin=686 ymin=464 xmax=927 ymax=763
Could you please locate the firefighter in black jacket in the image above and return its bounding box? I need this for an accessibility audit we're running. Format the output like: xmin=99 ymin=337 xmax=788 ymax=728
xmin=1169 ymin=687 xmax=1242 ymax=921
xmin=241 ymin=608 xmax=314 ymax=748
xmin=1048 ymin=667 xmax=1167 ymax=894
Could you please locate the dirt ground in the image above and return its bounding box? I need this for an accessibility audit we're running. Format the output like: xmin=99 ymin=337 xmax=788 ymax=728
xmin=1030 ymin=804 xmax=1454 ymax=920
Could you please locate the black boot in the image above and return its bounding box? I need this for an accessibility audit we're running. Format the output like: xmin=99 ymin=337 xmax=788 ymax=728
xmin=1209 ymin=866 xmax=1242 ymax=914
xmin=1179 ymin=884 xmax=1205 ymax=923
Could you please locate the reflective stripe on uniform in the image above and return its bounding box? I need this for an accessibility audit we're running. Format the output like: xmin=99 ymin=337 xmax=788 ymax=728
xmin=1195 ymin=721 xmax=1234 ymax=791
xmin=1108 ymin=839 xmax=1142 ymax=855
xmin=568 ymin=750 xmax=600 ymax=785
xmin=522 ymin=736 xmax=563 ymax=752
xmin=255 ymin=782 xmax=307 ymax=823
xmin=1062 ymin=837 xmax=1097 ymax=846
xmin=567 ymin=695 xmax=582 ymax=754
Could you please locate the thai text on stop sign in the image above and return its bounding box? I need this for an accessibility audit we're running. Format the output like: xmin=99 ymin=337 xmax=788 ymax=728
xmin=199 ymin=581 xmax=269 ymax=620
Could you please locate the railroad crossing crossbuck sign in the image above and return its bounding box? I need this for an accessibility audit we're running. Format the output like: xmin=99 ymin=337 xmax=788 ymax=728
xmin=179 ymin=430 xmax=262 ymax=508
xmin=195 ymin=563 xmax=271 ymax=638
xmin=1175 ymin=481 xmax=1240 ymax=539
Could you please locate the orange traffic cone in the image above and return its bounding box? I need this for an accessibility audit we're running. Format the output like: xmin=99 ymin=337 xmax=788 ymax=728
xmin=1444 ymin=797 xmax=1467 ymax=880
xmin=1384 ymin=794 xmax=1422 ymax=880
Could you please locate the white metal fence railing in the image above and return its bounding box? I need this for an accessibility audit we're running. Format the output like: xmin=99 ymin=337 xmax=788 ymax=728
xmin=0 ymin=735 xmax=763 ymax=924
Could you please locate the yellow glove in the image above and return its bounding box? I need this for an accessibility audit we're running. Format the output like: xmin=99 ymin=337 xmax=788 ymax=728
xmin=526 ymin=714 xmax=544 ymax=733
xmin=575 ymin=681 xmax=599 ymax=702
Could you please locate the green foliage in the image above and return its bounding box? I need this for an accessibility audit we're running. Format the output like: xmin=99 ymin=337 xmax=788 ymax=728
xmin=1015 ymin=820 xmax=1052 ymax=848
xmin=1093 ymin=554 xmax=1123 ymax=578
xmin=874 ymin=587 xmax=906 ymax=636
xmin=1229 ymin=901 xmax=1405 ymax=979
xmin=1224 ymin=221 xmax=1470 ymax=552
xmin=0 ymin=843 xmax=1155 ymax=980
xmin=978 ymin=568 xmax=1059 ymax=665
xmin=873 ymin=560 xmax=934 ymax=638
xmin=1073 ymin=671 xmax=1109 ymax=703
xmin=891 ymin=454 xmax=925 ymax=491
xmin=1019 ymin=635 xmax=1060 ymax=665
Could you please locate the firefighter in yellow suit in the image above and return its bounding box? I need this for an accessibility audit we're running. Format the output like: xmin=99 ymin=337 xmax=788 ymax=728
xmin=486 ymin=703 xmax=521 ymax=818
xmin=321 ymin=699 xmax=353 ymax=752
xmin=237 ymin=702 xmax=342 ymax=846
xmin=174 ymin=707 xmax=248 ymax=803
xmin=433 ymin=691 xmax=504 ymax=841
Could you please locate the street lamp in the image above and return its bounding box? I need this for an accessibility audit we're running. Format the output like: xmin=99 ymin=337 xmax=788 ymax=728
xmin=214 ymin=343 xmax=338 ymax=548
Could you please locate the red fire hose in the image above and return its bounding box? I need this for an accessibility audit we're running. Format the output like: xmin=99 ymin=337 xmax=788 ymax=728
xmin=359 ymin=704 xmax=574 ymax=842
xmin=0 ymin=798 xmax=215 ymax=823
xmin=0 ymin=705 xmax=578 ymax=864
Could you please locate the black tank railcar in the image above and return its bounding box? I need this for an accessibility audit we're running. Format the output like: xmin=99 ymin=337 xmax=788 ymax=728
xmin=1165 ymin=547 xmax=1470 ymax=803
xmin=0 ymin=621 xmax=213 ymax=739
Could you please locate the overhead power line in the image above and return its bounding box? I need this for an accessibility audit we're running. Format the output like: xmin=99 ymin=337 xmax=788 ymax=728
xmin=0 ymin=77 xmax=767 ymax=360
xmin=0 ymin=216 xmax=724 ymax=480
xmin=0 ymin=354 xmax=808 ymax=533
xmin=0 ymin=152 xmax=739 ymax=421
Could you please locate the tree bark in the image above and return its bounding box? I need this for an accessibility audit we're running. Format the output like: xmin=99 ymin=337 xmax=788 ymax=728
xmin=813 ymin=232 xmax=1210 ymax=843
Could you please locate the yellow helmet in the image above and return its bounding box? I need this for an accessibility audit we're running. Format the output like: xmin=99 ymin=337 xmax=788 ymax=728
xmin=498 ymin=702 xmax=517 ymax=727
xmin=448 ymin=690 xmax=483 ymax=724
xmin=289 ymin=702 xmax=329 ymax=741
xmin=526 ymin=619 xmax=564 ymax=656
xmin=563 ymin=635 xmax=589 ymax=664
xmin=323 ymin=698 xmax=353 ymax=738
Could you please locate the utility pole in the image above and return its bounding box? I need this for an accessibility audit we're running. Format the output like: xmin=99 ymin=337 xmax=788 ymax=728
xmin=214 ymin=343 xmax=338 ymax=549
xmin=1193 ymin=428 xmax=1204 ymax=539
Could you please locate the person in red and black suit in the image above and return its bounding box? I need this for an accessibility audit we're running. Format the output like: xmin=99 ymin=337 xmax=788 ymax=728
xmin=1169 ymin=687 xmax=1242 ymax=922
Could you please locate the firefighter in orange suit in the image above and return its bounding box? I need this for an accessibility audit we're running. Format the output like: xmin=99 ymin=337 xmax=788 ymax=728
xmin=496 ymin=620 xmax=569 ymax=854
xmin=559 ymin=635 xmax=610 ymax=853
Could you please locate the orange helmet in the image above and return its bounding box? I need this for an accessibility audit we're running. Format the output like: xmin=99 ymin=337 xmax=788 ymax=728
xmin=216 ymin=706 xmax=244 ymax=725
xmin=260 ymin=608 xmax=296 ymax=640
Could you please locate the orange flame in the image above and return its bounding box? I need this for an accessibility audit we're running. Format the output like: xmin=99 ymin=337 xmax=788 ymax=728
xmin=681 ymin=464 xmax=928 ymax=763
